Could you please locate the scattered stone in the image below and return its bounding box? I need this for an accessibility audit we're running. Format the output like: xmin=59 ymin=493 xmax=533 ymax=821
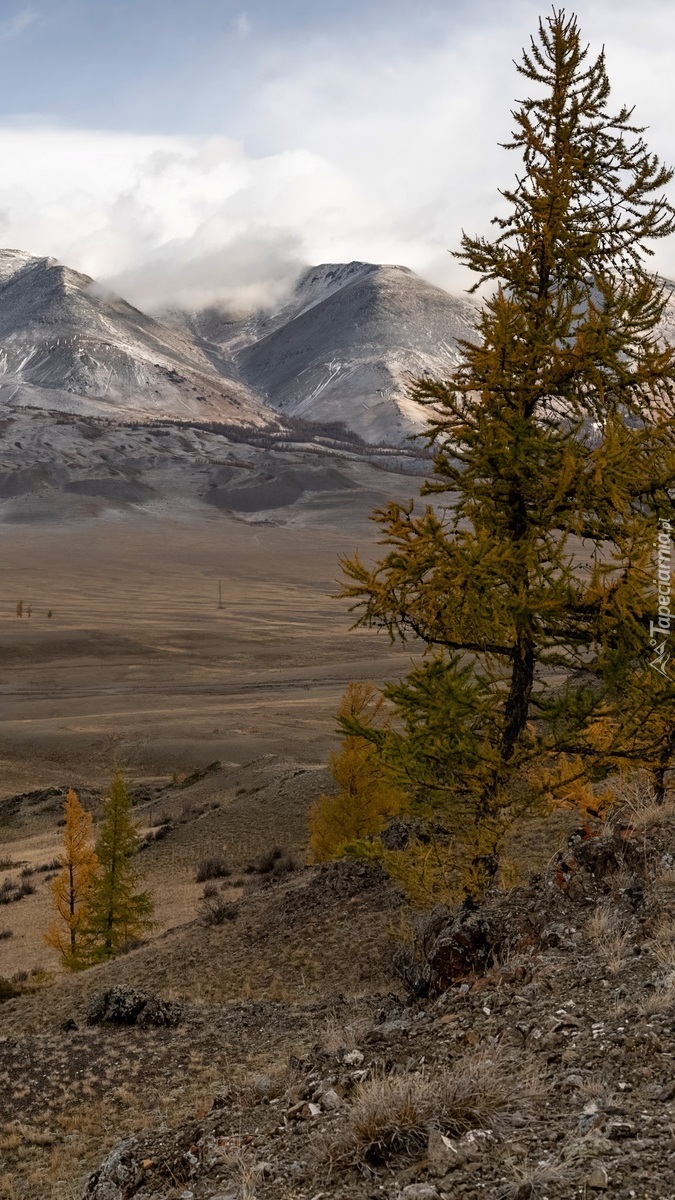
xmin=320 ymin=1087 xmax=341 ymax=1111
xmin=343 ymin=1049 xmax=364 ymax=1066
xmin=563 ymin=1073 xmax=584 ymax=1090
xmin=401 ymin=1186 xmax=439 ymax=1200
xmin=587 ymin=1165 xmax=610 ymax=1190
xmin=427 ymin=1129 xmax=462 ymax=1174
xmin=607 ymin=1120 xmax=636 ymax=1140
xmin=421 ymin=903 xmax=508 ymax=987
xmin=563 ymin=1136 xmax=613 ymax=1164
xmin=254 ymin=1162 xmax=274 ymax=1179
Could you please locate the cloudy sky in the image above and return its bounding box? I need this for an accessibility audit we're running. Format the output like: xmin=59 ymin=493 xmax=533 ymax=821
xmin=0 ymin=0 xmax=674 ymax=310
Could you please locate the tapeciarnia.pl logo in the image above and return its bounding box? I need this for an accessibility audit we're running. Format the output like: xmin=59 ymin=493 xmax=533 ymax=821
xmin=650 ymin=518 xmax=673 ymax=678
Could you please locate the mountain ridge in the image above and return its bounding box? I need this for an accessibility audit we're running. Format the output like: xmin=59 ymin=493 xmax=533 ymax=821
xmin=0 ymin=249 xmax=270 ymax=427
xmin=179 ymin=260 xmax=480 ymax=444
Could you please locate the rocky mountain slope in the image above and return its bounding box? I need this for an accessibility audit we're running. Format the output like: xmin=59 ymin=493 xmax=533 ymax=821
xmin=0 ymin=249 xmax=481 ymax=446
xmin=184 ymin=262 xmax=480 ymax=445
xmin=3 ymin=248 xmax=674 ymax=452
xmin=0 ymin=249 xmax=270 ymax=426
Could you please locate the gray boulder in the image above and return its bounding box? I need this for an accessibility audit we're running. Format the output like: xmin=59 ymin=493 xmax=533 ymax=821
xmin=86 ymin=986 xmax=183 ymax=1029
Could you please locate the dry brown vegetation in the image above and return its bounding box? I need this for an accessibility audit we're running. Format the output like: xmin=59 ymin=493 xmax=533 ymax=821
xmin=316 ymin=1049 xmax=543 ymax=1167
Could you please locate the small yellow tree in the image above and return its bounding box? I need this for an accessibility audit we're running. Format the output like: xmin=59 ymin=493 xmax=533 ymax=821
xmin=309 ymin=682 xmax=406 ymax=861
xmin=45 ymin=789 xmax=100 ymax=970
xmin=86 ymin=772 xmax=154 ymax=959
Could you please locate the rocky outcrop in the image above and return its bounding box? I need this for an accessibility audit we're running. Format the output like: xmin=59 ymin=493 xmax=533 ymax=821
xmin=86 ymin=987 xmax=183 ymax=1029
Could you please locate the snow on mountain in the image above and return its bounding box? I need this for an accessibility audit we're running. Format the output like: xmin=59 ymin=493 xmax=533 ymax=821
xmin=173 ymin=262 xmax=479 ymax=445
xmin=226 ymin=263 xmax=479 ymax=445
xmin=0 ymin=251 xmax=270 ymax=427
xmin=6 ymin=250 xmax=670 ymax=452
xmin=0 ymin=252 xmax=478 ymax=445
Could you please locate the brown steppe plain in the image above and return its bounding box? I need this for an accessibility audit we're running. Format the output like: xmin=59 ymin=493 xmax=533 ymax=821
xmin=0 ymin=502 xmax=412 ymax=978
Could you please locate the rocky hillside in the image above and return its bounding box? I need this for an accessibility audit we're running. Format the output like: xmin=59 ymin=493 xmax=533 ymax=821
xmin=3 ymin=769 xmax=675 ymax=1198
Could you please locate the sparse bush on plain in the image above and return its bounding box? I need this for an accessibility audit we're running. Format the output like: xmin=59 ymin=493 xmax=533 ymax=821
xmin=244 ymin=847 xmax=296 ymax=880
xmin=195 ymin=856 xmax=231 ymax=882
xmin=198 ymin=894 xmax=239 ymax=925
xmin=36 ymin=858 xmax=62 ymax=873
xmin=255 ymin=846 xmax=296 ymax=877
xmin=117 ymin=936 xmax=145 ymax=956
xmin=0 ymin=976 xmax=22 ymax=1002
xmin=0 ymin=878 xmax=36 ymax=905
xmin=0 ymin=928 xmax=13 ymax=940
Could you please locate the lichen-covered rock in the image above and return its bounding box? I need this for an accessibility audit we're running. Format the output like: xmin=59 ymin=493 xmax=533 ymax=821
xmin=83 ymin=1138 xmax=140 ymax=1199
xmin=86 ymin=986 xmax=182 ymax=1028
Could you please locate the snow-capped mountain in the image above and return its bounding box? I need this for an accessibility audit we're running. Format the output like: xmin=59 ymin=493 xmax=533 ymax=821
xmin=183 ymin=262 xmax=480 ymax=444
xmin=0 ymin=250 xmax=270 ymax=427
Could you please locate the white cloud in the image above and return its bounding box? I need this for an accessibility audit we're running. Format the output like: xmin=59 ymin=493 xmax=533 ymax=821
xmin=233 ymin=12 xmax=250 ymax=37
xmin=0 ymin=0 xmax=674 ymax=311
xmin=0 ymin=7 xmax=38 ymax=41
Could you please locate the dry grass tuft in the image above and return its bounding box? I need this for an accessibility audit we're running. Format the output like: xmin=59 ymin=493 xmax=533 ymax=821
xmin=497 ymin=1153 xmax=572 ymax=1199
xmin=640 ymin=970 xmax=675 ymax=1016
xmin=585 ymin=903 xmax=631 ymax=974
xmin=645 ymin=915 xmax=675 ymax=969
xmin=317 ymin=1049 xmax=543 ymax=1166
xmin=233 ymin=1151 xmax=259 ymax=1200
xmin=606 ymin=770 xmax=675 ymax=830
xmin=318 ymin=1013 xmax=371 ymax=1055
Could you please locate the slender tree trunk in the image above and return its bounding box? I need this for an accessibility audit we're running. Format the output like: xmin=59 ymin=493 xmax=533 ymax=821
xmin=654 ymin=727 xmax=675 ymax=804
xmin=69 ymin=863 xmax=76 ymax=955
xmin=501 ymin=633 xmax=536 ymax=762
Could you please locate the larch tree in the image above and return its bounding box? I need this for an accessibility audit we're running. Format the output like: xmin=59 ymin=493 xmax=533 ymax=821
xmin=86 ymin=772 xmax=154 ymax=958
xmin=309 ymin=682 xmax=406 ymax=861
xmin=45 ymin=788 xmax=100 ymax=970
xmin=341 ymin=10 xmax=675 ymax=894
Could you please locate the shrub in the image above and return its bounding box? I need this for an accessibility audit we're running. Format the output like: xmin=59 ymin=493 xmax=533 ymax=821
xmin=251 ymin=847 xmax=296 ymax=878
xmin=195 ymin=856 xmax=231 ymax=882
xmin=198 ymin=895 xmax=239 ymax=926
xmin=0 ymin=878 xmax=36 ymax=905
xmin=318 ymin=1049 xmax=543 ymax=1166
xmin=0 ymin=929 xmax=13 ymax=940
xmin=0 ymin=977 xmax=21 ymax=1002
xmin=117 ymin=936 xmax=145 ymax=956
xmin=37 ymin=858 xmax=62 ymax=873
